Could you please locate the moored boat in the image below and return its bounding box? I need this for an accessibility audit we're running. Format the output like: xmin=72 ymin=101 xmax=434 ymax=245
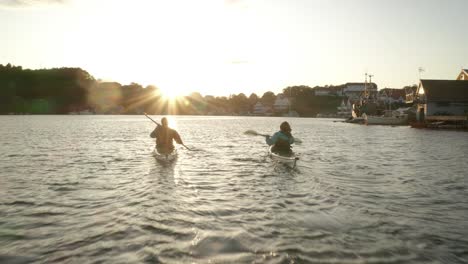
xmin=268 ymin=146 xmax=299 ymax=167
xmin=152 ymin=148 xmax=178 ymax=162
xmin=363 ymin=111 xmax=408 ymax=126
xmin=344 ymin=116 xmax=365 ymax=124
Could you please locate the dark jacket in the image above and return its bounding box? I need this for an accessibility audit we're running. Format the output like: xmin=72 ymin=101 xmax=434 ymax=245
xmin=150 ymin=125 xmax=183 ymax=152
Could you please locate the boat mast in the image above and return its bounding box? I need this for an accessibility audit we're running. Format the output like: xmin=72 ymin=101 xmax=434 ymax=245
xmin=363 ymin=73 xmax=368 ymax=104
xmin=368 ymin=74 xmax=373 ymax=102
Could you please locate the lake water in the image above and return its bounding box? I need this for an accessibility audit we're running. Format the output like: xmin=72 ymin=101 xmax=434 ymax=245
xmin=1 ymin=115 xmax=468 ymax=263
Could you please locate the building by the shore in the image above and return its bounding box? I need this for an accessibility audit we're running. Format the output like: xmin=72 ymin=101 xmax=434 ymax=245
xmin=343 ymin=82 xmax=378 ymax=101
xmin=408 ymin=69 xmax=468 ymax=127
xmin=378 ymin=88 xmax=406 ymax=104
xmin=414 ymin=80 xmax=468 ymax=122
xmin=253 ymin=102 xmax=273 ymax=116
xmin=273 ymin=94 xmax=290 ymax=113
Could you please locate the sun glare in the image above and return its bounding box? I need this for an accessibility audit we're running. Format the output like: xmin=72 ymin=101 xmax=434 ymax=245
xmin=158 ymin=86 xmax=182 ymax=101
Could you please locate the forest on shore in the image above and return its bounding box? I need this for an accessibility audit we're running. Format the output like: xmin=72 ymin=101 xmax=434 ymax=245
xmin=1 ymin=63 xmax=347 ymax=116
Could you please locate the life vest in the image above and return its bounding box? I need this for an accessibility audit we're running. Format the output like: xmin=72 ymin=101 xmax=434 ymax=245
xmin=272 ymin=132 xmax=292 ymax=153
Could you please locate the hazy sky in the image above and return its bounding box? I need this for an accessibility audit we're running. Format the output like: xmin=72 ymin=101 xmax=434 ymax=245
xmin=1 ymin=0 xmax=467 ymax=96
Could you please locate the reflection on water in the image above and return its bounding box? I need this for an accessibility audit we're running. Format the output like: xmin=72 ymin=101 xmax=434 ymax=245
xmin=1 ymin=115 xmax=468 ymax=263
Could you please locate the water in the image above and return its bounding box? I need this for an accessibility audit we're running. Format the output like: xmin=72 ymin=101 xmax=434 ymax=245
xmin=1 ymin=115 xmax=467 ymax=263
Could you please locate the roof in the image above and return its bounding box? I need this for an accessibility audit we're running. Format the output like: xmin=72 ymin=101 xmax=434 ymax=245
xmin=379 ymin=88 xmax=405 ymax=99
xmin=404 ymin=86 xmax=418 ymax=93
xmin=420 ymin=80 xmax=468 ymax=102
xmin=314 ymin=87 xmax=330 ymax=91
xmin=345 ymin=82 xmax=377 ymax=89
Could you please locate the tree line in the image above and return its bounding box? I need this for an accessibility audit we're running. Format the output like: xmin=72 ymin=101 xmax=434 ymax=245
xmin=0 ymin=63 xmax=362 ymax=116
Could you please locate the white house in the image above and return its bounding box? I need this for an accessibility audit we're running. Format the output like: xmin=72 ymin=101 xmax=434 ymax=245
xmin=253 ymin=102 xmax=273 ymax=116
xmin=378 ymin=88 xmax=406 ymax=104
xmin=273 ymin=94 xmax=290 ymax=112
xmin=314 ymin=87 xmax=332 ymax=96
xmin=343 ymin=82 xmax=378 ymax=101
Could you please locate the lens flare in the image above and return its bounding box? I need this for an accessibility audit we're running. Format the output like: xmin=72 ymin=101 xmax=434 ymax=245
xmin=158 ymin=86 xmax=183 ymax=101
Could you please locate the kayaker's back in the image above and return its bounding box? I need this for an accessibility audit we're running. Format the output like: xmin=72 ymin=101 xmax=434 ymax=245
xmin=151 ymin=126 xmax=182 ymax=152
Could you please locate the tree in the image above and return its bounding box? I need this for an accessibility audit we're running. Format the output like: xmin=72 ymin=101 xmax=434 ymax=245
xmin=0 ymin=65 xmax=96 ymax=113
xmin=186 ymin=92 xmax=206 ymax=114
xmin=248 ymin=93 xmax=258 ymax=104
xmin=261 ymin=91 xmax=276 ymax=107
xmin=229 ymin=93 xmax=250 ymax=114
xmin=189 ymin=92 xmax=203 ymax=102
xmin=248 ymin=93 xmax=258 ymax=111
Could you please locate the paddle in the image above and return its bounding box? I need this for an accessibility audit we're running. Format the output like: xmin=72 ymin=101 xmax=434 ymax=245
xmin=244 ymin=130 xmax=302 ymax=144
xmin=244 ymin=130 xmax=269 ymax=138
xmin=144 ymin=112 xmax=162 ymax=126
xmin=144 ymin=113 xmax=192 ymax=151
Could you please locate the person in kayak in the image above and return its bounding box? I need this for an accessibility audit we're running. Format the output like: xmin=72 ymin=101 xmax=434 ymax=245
xmin=266 ymin=121 xmax=295 ymax=154
xmin=150 ymin=117 xmax=184 ymax=153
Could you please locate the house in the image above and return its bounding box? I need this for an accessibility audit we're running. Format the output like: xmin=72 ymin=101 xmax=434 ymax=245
xmin=456 ymin=69 xmax=468 ymax=80
xmin=313 ymin=86 xmax=344 ymax=96
xmin=314 ymin=87 xmax=332 ymax=96
xmin=378 ymin=88 xmax=406 ymax=104
xmin=273 ymin=94 xmax=290 ymax=112
xmin=343 ymin=82 xmax=378 ymax=101
xmin=405 ymin=86 xmax=418 ymax=103
xmin=253 ymin=102 xmax=273 ymax=116
xmin=415 ymin=80 xmax=468 ymax=122
xmin=330 ymin=86 xmax=344 ymax=96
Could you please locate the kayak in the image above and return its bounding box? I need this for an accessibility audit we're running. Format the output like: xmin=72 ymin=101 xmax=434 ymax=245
xmin=268 ymin=146 xmax=299 ymax=167
xmin=152 ymin=148 xmax=178 ymax=162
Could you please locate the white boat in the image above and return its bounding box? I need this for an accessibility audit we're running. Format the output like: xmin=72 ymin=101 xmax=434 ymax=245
xmin=152 ymin=148 xmax=178 ymax=162
xmin=268 ymin=146 xmax=299 ymax=167
xmin=363 ymin=111 xmax=408 ymax=126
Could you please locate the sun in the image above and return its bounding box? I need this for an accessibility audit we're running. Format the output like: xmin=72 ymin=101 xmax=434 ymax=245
xmin=160 ymin=88 xmax=179 ymax=101
xmin=156 ymin=85 xmax=183 ymax=101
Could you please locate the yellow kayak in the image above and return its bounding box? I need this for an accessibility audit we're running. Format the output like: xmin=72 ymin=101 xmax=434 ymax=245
xmin=152 ymin=148 xmax=178 ymax=162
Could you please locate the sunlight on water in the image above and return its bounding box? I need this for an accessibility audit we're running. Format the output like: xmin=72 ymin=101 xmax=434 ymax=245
xmin=1 ymin=116 xmax=468 ymax=263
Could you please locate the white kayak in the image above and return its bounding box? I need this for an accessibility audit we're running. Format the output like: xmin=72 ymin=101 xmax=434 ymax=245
xmin=152 ymin=148 xmax=178 ymax=162
xmin=268 ymin=146 xmax=299 ymax=167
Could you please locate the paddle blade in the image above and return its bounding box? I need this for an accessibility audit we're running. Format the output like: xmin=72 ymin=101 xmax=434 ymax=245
xmin=244 ymin=130 xmax=259 ymax=136
xmin=294 ymin=138 xmax=302 ymax=145
xmin=182 ymin=144 xmax=192 ymax=151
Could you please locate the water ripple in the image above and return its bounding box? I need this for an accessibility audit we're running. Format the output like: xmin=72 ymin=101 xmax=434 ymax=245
xmin=0 ymin=116 xmax=467 ymax=263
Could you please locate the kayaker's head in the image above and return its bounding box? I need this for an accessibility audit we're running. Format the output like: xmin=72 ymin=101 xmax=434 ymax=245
xmin=280 ymin=121 xmax=291 ymax=133
xmin=161 ymin=117 xmax=168 ymax=127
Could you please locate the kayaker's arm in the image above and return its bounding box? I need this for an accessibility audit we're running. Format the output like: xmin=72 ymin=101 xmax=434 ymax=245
xmin=150 ymin=126 xmax=159 ymax=138
xmin=173 ymin=130 xmax=184 ymax=145
xmin=289 ymin=136 xmax=295 ymax=144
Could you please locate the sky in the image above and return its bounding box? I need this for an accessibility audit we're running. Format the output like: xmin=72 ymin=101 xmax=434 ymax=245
xmin=1 ymin=0 xmax=467 ymax=96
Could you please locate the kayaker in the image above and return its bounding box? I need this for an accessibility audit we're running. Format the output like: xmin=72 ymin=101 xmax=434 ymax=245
xmin=266 ymin=121 xmax=295 ymax=154
xmin=150 ymin=117 xmax=184 ymax=153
